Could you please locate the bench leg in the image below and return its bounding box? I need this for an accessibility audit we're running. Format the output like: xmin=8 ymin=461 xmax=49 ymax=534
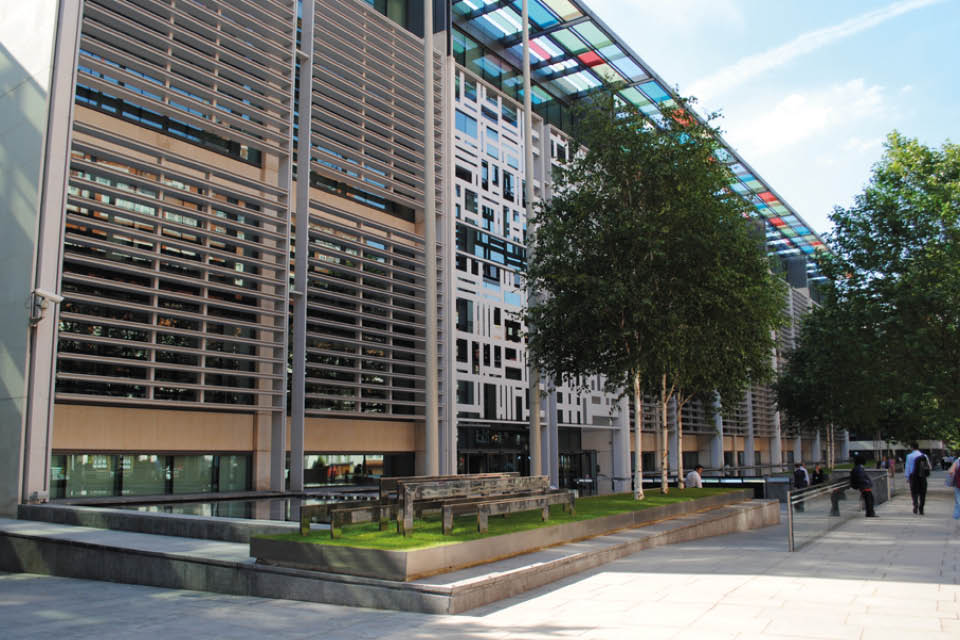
xmin=442 ymin=509 xmax=454 ymax=535
xmin=541 ymin=505 xmax=549 ymax=521
xmin=477 ymin=508 xmax=489 ymax=533
xmin=400 ymin=487 xmax=414 ymax=537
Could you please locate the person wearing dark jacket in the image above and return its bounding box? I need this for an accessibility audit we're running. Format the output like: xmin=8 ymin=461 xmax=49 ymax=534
xmin=850 ymin=454 xmax=877 ymax=517
xmin=812 ymin=464 xmax=827 ymax=485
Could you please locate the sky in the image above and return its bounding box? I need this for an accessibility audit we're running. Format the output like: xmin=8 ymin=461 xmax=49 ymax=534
xmin=586 ymin=0 xmax=960 ymax=237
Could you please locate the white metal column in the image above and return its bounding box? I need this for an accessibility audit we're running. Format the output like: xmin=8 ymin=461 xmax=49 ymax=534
xmin=19 ymin=0 xmax=83 ymax=507
xmin=522 ymin=0 xmax=541 ymax=476
xmin=744 ymin=390 xmax=756 ymax=476
xmin=290 ymin=0 xmax=317 ymax=493
xmin=422 ymin=0 xmax=439 ymax=476
xmin=711 ymin=394 xmax=724 ymax=471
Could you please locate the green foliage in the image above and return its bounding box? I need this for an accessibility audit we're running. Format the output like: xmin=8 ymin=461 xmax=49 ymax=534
xmin=524 ymin=89 xmax=786 ymax=490
xmin=264 ymin=489 xmax=733 ymax=550
xmin=779 ymin=132 xmax=960 ymax=443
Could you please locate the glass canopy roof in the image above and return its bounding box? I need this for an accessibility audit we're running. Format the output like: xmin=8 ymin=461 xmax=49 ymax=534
xmin=452 ymin=0 xmax=827 ymax=281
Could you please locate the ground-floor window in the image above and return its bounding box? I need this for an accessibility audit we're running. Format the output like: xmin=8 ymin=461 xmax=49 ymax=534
xmin=50 ymin=453 xmax=251 ymax=499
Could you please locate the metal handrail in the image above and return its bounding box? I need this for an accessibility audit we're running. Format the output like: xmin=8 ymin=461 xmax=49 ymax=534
xmin=786 ymin=480 xmax=851 ymax=552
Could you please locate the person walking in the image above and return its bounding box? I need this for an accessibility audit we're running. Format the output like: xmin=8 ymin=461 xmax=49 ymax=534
xmin=850 ymin=454 xmax=877 ymax=517
xmin=685 ymin=464 xmax=703 ymax=489
xmin=946 ymin=457 xmax=960 ymax=522
xmin=905 ymin=442 xmax=931 ymax=515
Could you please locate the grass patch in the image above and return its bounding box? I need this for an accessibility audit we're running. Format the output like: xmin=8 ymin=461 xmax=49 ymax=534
xmin=260 ymin=488 xmax=737 ymax=551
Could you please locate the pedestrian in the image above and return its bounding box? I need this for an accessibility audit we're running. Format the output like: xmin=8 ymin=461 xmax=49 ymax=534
xmin=793 ymin=462 xmax=809 ymax=512
xmin=905 ymin=442 xmax=931 ymax=515
xmin=685 ymin=464 xmax=703 ymax=489
xmin=812 ymin=463 xmax=827 ymax=485
xmin=946 ymin=457 xmax=960 ymax=522
xmin=850 ymin=454 xmax=877 ymax=517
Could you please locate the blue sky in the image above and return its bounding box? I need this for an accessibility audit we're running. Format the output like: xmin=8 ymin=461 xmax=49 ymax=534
xmin=587 ymin=0 xmax=960 ymax=236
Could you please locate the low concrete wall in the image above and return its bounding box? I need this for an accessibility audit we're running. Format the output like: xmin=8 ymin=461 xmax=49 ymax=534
xmin=0 ymin=499 xmax=778 ymax=614
xmin=18 ymin=504 xmax=298 ymax=543
xmin=448 ymin=500 xmax=781 ymax=613
xmin=253 ymin=490 xmax=754 ymax=581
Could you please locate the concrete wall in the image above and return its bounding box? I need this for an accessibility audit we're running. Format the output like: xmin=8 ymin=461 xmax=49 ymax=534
xmin=0 ymin=1 xmax=60 ymax=516
xmin=52 ymin=404 xmax=419 ymax=455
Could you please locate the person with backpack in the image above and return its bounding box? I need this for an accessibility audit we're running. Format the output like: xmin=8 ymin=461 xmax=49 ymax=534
xmin=905 ymin=442 xmax=931 ymax=515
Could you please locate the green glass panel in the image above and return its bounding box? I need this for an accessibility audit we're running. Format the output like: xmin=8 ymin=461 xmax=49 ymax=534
xmin=574 ymin=22 xmax=612 ymax=49
xmin=550 ymin=28 xmax=588 ymax=55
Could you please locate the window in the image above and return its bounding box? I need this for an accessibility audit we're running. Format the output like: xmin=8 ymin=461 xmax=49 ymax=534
xmin=455 ymin=110 xmax=478 ymax=138
xmin=456 ymin=298 xmax=473 ymax=333
xmin=457 ymin=380 xmax=474 ymax=404
xmin=505 ymin=320 xmax=521 ymax=342
xmin=455 ymin=165 xmax=472 ymax=183
xmin=464 ymin=189 xmax=478 ymax=213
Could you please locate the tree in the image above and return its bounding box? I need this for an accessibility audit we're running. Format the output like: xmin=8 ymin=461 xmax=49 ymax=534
xmin=525 ymin=90 xmax=786 ymax=496
xmin=778 ymin=132 xmax=960 ymax=447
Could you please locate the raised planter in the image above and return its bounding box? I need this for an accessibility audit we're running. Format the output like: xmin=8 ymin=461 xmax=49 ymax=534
xmin=251 ymin=489 xmax=753 ymax=581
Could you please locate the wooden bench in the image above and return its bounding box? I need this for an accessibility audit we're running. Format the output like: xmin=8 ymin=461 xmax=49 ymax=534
xmin=397 ymin=475 xmax=550 ymax=536
xmin=298 ymin=472 xmax=520 ymax=537
xmin=440 ymin=489 xmax=575 ymax=534
xmin=378 ymin=472 xmax=517 ymax=501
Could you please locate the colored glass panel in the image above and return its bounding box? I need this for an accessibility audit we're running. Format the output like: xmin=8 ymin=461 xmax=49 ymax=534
xmin=573 ymin=22 xmax=612 ymax=49
xmin=517 ymin=0 xmax=560 ymax=28
xmin=620 ymin=87 xmax=651 ymax=108
xmin=542 ymin=0 xmax=581 ymax=20
xmin=590 ymin=63 xmax=624 ymax=83
xmin=578 ymin=51 xmax=603 ymax=67
xmin=551 ymin=28 xmax=589 ymax=55
xmin=758 ymin=191 xmax=777 ymax=203
xmin=639 ymin=81 xmax=670 ymax=103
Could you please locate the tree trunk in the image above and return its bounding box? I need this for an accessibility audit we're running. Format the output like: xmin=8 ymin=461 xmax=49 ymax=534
xmin=660 ymin=373 xmax=669 ymax=494
xmin=677 ymin=400 xmax=685 ymax=489
xmin=827 ymin=424 xmax=835 ymax=470
xmin=633 ymin=372 xmax=645 ymax=500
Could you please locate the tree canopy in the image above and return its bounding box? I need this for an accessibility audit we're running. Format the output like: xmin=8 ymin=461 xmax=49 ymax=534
xmin=524 ymin=90 xmax=786 ymax=494
xmin=777 ymin=132 xmax=960 ymax=448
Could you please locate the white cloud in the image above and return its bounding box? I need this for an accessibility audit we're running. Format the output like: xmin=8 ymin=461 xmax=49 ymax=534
xmin=841 ymin=136 xmax=884 ymax=154
xmin=721 ymin=79 xmax=885 ymax=158
xmin=689 ymin=0 xmax=944 ymax=101
xmin=900 ymin=84 xmax=915 ymax=94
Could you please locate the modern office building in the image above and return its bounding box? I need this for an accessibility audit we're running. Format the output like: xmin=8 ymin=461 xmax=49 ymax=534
xmin=1 ymin=0 xmax=837 ymax=515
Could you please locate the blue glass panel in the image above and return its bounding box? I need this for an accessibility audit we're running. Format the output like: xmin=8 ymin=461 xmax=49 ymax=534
xmin=512 ymin=0 xmax=559 ymax=28
xmin=639 ymin=81 xmax=670 ymax=103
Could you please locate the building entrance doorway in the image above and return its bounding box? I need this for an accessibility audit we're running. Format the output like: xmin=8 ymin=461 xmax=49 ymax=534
xmin=457 ymin=424 xmax=529 ymax=476
xmin=559 ymin=450 xmax=597 ymax=495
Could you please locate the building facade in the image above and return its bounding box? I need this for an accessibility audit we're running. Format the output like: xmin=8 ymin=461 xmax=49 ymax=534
xmin=2 ymin=0 xmax=837 ymax=515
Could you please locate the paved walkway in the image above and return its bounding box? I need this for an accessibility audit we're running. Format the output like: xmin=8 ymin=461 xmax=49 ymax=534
xmin=1 ymin=474 xmax=957 ymax=639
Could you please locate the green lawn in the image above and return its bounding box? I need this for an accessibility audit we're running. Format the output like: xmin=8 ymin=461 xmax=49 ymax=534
xmin=261 ymin=488 xmax=737 ymax=551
